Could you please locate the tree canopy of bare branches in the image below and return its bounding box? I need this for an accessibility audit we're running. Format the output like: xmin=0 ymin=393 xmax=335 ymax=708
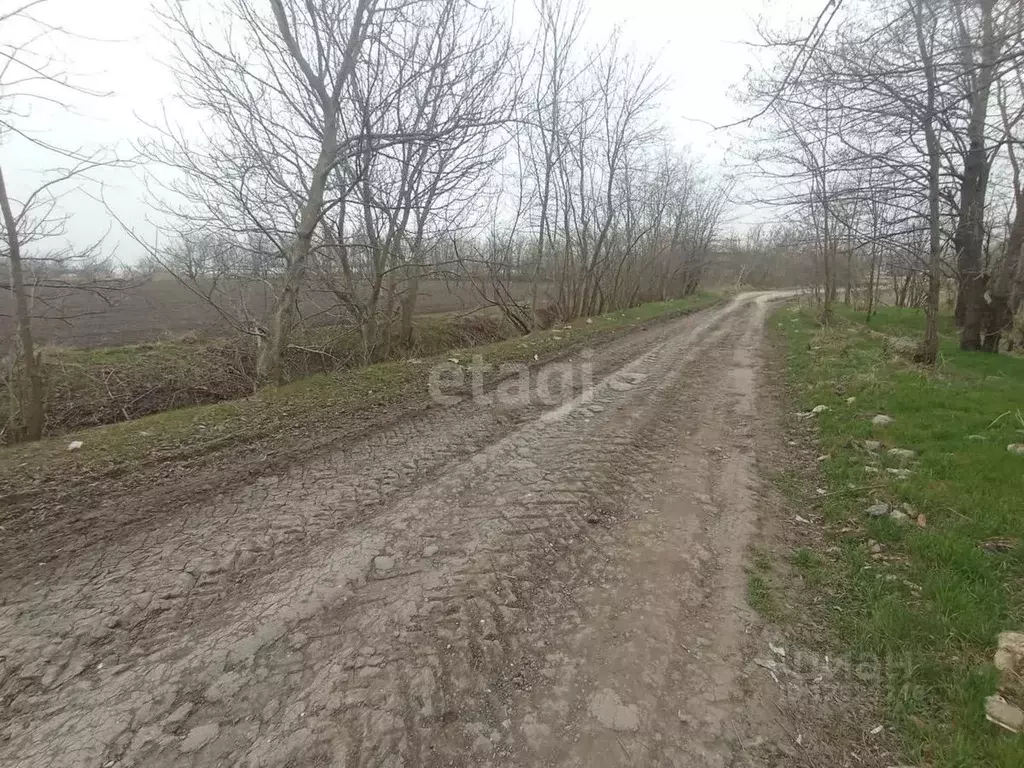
xmin=742 ymin=0 xmax=1024 ymax=361
xmin=132 ymin=0 xmax=730 ymax=381
xmin=1 ymin=0 xmax=131 ymax=441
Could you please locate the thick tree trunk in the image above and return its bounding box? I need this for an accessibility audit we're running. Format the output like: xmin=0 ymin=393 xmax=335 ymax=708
xmin=981 ymin=293 xmax=1008 ymax=352
xmin=959 ymin=271 xmax=988 ymax=350
xmin=0 ymin=162 xmax=44 ymax=441
xmin=952 ymin=0 xmax=996 ymax=349
xmin=983 ymin=193 xmax=1024 ymax=352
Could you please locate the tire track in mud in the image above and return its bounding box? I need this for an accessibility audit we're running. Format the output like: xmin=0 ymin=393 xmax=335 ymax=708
xmin=0 ymin=307 xmax=704 ymax=711
xmin=0 ymin=293 xmax=791 ymax=767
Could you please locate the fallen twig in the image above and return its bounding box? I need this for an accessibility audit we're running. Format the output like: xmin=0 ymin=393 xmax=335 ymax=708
xmin=988 ymin=411 xmax=1012 ymax=429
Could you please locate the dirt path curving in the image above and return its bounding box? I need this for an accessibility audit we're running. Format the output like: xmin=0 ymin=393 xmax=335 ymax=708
xmin=1 ymin=292 xmax=808 ymax=767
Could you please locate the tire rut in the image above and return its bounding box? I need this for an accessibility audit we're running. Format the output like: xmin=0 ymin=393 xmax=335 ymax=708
xmin=0 ymin=293 xmax=792 ymax=767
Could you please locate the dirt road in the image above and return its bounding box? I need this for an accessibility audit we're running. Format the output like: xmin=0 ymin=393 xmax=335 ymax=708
xmin=1 ymin=292 xmax=804 ymax=766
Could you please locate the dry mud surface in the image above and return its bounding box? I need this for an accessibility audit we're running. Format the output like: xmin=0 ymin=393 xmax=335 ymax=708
xmin=1 ymin=292 xmax=838 ymax=767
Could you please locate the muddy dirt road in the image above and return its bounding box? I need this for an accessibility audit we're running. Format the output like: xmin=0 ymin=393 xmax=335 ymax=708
xmin=1 ymin=292 xmax=805 ymax=766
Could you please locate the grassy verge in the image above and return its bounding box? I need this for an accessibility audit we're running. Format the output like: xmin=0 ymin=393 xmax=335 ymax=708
xmin=0 ymin=292 xmax=721 ymax=502
xmin=774 ymin=302 xmax=1024 ymax=766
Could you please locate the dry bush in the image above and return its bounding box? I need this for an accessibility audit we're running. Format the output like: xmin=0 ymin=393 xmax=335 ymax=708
xmin=0 ymin=314 xmax=515 ymax=441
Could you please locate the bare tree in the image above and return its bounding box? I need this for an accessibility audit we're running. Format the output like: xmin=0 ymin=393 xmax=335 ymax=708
xmin=1 ymin=0 xmax=128 ymax=441
xmin=313 ymin=0 xmax=515 ymax=359
xmin=984 ymin=64 xmax=1024 ymax=348
xmin=741 ymin=0 xmax=1024 ymax=361
xmin=145 ymin=0 xmax=379 ymax=384
xmin=951 ymin=0 xmax=1000 ymax=349
xmin=912 ymin=0 xmax=946 ymax=364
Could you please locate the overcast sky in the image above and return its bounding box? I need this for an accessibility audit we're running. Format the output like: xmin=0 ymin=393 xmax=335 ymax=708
xmin=4 ymin=0 xmax=822 ymax=260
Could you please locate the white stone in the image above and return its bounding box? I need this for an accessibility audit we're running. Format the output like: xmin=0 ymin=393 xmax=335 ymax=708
xmin=887 ymin=448 xmax=918 ymax=461
xmin=986 ymin=694 xmax=1024 ymax=733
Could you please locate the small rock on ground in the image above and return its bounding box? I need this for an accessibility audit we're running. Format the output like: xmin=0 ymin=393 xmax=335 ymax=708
xmin=887 ymin=448 xmax=917 ymax=461
xmin=866 ymin=502 xmax=913 ymax=523
xmin=872 ymin=414 xmax=895 ymax=427
xmin=1007 ymin=444 xmax=1024 ymax=456
xmin=422 ymin=545 xmax=439 ymax=557
xmin=986 ymin=694 xmax=1024 ymax=733
xmin=866 ymin=502 xmax=892 ymax=517
xmin=373 ymin=556 xmax=395 ymax=571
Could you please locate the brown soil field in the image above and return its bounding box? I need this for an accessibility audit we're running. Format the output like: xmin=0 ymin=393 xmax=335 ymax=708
xmin=0 ymin=277 xmax=522 ymax=351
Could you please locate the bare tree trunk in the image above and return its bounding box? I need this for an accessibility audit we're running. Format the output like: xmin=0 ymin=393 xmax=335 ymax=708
xmin=952 ymin=0 xmax=996 ymax=350
xmin=821 ymin=240 xmax=834 ymax=323
xmin=920 ymin=153 xmax=943 ymax=365
xmin=913 ymin=0 xmax=943 ymax=366
xmin=399 ymin=264 xmax=421 ymax=348
xmin=844 ymin=247 xmax=852 ymax=305
xmin=983 ymin=193 xmax=1024 ymax=351
xmin=256 ymin=0 xmax=374 ymax=384
xmin=0 ymin=161 xmax=44 ymax=441
xmin=866 ymin=208 xmax=879 ymax=322
xmin=257 ymin=135 xmax=337 ymax=383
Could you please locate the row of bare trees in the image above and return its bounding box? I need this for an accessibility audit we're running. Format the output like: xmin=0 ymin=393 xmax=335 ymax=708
xmin=742 ymin=0 xmax=1024 ymax=362
xmin=136 ymin=0 xmax=729 ymax=380
xmin=2 ymin=0 xmax=729 ymax=442
xmin=460 ymin=0 xmax=728 ymax=333
xmin=1 ymin=0 xmax=137 ymax=440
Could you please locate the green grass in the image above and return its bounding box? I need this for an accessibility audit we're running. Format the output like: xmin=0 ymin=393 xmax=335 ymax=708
xmin=747 ymin=544 xmax=784 ymax=621
xmin=0 ymin=292 xmax=722 ymax=504
xmin=775 ymin=302 xmax=1024 ymax=767
xmin=864 ymin=305 xmax=959 ymax=338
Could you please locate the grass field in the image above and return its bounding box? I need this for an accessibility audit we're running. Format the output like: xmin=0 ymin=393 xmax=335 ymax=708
xmin=774 ymin=302 xmax=1024 ymax=766
xmin=0 ymin=292 xmax=722 ymax=502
